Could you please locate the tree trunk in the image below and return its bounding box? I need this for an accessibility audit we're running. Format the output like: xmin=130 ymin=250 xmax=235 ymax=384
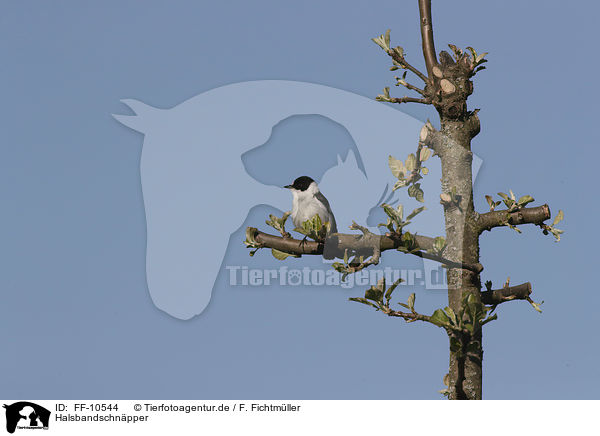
xmin=438 ymin=118 xmax=482 ymax=400
xmin=416 ymin=0 xmax=484 ymax=399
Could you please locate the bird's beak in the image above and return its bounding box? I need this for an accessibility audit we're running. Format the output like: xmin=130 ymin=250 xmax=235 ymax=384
xmin=284 ymin=184 xmax=292 ymax=189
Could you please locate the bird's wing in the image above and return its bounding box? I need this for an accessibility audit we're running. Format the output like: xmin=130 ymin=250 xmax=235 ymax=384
xmin=315 ymin=191 xmax=337 ymax=233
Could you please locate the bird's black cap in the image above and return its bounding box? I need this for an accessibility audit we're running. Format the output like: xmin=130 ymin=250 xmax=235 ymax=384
xmin=284 ymin=176 xmax=315 ymax=191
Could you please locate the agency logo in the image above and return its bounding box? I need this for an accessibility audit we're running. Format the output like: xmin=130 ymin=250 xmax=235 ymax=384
xmin=113 ymin=80 xmax=482 ymax=320
xmin=3 ymin=402 xmax=50 ymax=434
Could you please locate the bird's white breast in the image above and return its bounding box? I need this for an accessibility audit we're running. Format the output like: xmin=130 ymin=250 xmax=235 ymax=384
xmin=290 ymin=183 xmax=334 ymax=230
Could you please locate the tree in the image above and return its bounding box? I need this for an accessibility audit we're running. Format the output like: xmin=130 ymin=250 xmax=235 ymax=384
xmin=243 ymin=0 xmax=563 ymax=400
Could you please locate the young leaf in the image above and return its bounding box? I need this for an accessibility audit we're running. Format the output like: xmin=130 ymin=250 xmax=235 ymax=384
xmin=313 ymin=214 xmax=322 ymax=230
xmin=371 ymin=33 xmax=390 ymax=51
xmin=332 ymin=262 xmax=346 ymax=273
xmin=406 ymin=206 xmax=426 ymax=221
xmin=553 ymin=210 xmax=564 ymax=226
xmin=271 ymin=248 xmax=299 ymax=260
xmin=475 ymin=52 xmax=488 ymax=64
xmin=365 ymin=287 xmax=384 ymax=303
xmin=408 ymin=183 xmax=418 ymax=200
xmin=371 ymin=37 xmax=384 ymax=50
xmin=349 ymin=297 xmax=380 ymax=310
xmin=393 ymin=179 xmax=408 ymax=190
xmin=551 ymin=227 xmax=564 ymax=242
xmin=529 ymin=299 xmax=544 ymax=313
xmin=385 ymin=278 xmax=404 ymax=302
xmin=497 ymin=192 xmax=510 ymax=202
xmin=396 ymin=204 xmax=404 ymax=221
xmin=497 ymin=192 xmax=514 ymax=208
xmin=419 ymin=147 xmax=431 ymax=162
xmin=430 ymin=309 xmax=450 ymax=327
xmin=407 ymin=293 xmax=416 ymax=311
xmin=444 ymin=307 xmax=458 ymax=326
xmin=399 ymin=231 xmax=417 ymax=252
xmin=389 ymin=155 xmax=406 ymax=179
xmin=507 ymin=223 xmax=522 ymax=233
xmin=415 ymin=186 xmax=425 ymax=203
xmin=518 ymin=195 xmax=535 ymax=207
xmin=382 ymin=203 xmax=401 ymax=223
xmin=466 ymin=46 xmax=477 ymax=61
xmin=266 ymin=212 xmax=291 ymax=233
xmin=481 ymin=313 xmax=498 ymax=325
xmin=433 ymin=236 xmax=446 ymax=255
xmin=405 ymin=153 xmax=417 ymax=172
xmin=448 ymin=44 xmax=462 ymax=60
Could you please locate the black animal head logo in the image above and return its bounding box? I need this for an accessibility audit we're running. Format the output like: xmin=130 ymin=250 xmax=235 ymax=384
xmin=3 ymin=402 xmax=50 ymax=434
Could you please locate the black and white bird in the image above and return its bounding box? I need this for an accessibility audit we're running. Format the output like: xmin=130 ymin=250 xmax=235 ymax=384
xmin=284 ymin=176 xmax=337 ymax=234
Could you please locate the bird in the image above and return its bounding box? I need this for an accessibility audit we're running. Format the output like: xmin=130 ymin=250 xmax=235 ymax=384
xmin=284 ymin=176 xmax=337 ymax=234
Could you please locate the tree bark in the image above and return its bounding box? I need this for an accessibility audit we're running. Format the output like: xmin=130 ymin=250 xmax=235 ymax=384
xmin=417 ymin=0 xmax=482 ymax=399
xmin=438 ymin=119 xmax=483 ymax=400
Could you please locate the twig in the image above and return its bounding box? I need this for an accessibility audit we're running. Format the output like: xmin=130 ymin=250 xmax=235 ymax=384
xmin=387 ymin=50 xmax=429 ymax=83
xmin=399 ymin=80 xmax=427 ymax=96
xmin=345 ymin=222 xmax=381 ymax=272
xmin=390 ymin=96 xmax=432 ymax=104
xmin=381 ymin=306 xmax=432 ymax=323
xmin=418 ymin=0 xmax=438 ymax=77
xmin=481 ymin=282 xmax=531 ymax=305
xmin=419 ymin=120 xmax=444 ymax=155
xmin=477 ymin=204 xmax=551 ymax=234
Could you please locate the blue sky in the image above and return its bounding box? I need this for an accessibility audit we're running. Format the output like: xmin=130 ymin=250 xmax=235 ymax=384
xmin=1 ymin=0 xmax=598 ymax=399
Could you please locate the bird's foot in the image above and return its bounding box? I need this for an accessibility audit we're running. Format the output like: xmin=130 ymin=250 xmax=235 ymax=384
xmin=298 ymin=235 xmax=309 ymax=250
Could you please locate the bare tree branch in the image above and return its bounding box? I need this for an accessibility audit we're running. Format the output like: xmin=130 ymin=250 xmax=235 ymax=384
xmin=344 ymin=222 xmax=381 ymax=272
xmin=397 ymin=79 xmax=427 ymax=96
xmin=477 ymin=204 xmax=551 ymax=233
xmin=409 ymin=250 xmax=483 ymax=274
xmin=390 ymin=96 xmax=432 ymax=105
xmin=419 ymin=121 xmax=444 ymax=155
xmin=388 ymin=50 xmax=429 ymax=83
xmin=481 ymin=282 xmax=532 ymax=305
xmin=381 ymin=306 xmax=433 ymax=323
xmin=418 ymin=0 xmax=438 ymax=78
xmin=251 ymin=228 xmax=433 ymax=256
xmin=249 ymin=228 xmax=483 ymax=272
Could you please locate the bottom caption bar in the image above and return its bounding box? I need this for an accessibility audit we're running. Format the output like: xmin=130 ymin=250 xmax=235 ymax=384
xmin=0 ymin=400 xmax=596 ymax=435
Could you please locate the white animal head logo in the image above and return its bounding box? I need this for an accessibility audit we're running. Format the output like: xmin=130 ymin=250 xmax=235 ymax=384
xmin=113 ymin=80 xmax=482 ymax=320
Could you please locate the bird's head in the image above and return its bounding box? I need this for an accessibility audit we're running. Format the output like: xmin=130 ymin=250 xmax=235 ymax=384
xmin=284 ymin=176 xmax=321 ymax=198
xmin=284 ymin=176 xmax=315 ymax=191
